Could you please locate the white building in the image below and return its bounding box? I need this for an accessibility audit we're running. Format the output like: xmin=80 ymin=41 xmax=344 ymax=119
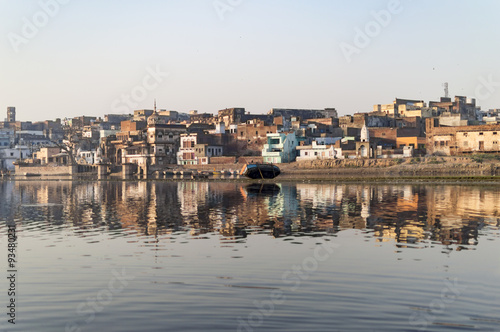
xmin=0 ymin=146 xmax=31 ymax=171
xmin=296 ymin=140 xmax=343 ymax=161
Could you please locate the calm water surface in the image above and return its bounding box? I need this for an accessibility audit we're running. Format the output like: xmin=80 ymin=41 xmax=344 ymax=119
xmin=0 ymin=180 xmax=499 ymax=331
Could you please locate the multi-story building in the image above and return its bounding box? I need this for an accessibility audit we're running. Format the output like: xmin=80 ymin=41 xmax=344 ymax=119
xmin=262 ymin=132 xmax=298 ymax=163
xmin=0 ymin=146 xmax=31 ymax=170
xmin=7 ymin=107 xmax=16 ymax=122
xmin=236 ymin=119 xmax=278 ymax=142
xmin=426 ymin=118 xmax=500 ymax=155
xmin=429 ymin=96 xmax=478 ymax=123
xmin=177 ymin=132 xmax=223 ymax=165
xmin=147 ymin=123 xmax=187 ymax=165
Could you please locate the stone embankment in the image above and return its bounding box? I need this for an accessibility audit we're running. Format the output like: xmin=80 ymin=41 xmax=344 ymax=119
xmin=278 ymin=156 xmax=500 ymax=178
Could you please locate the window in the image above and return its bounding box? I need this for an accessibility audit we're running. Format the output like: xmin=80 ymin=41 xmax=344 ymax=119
xmin=463 ymin=133 xmax=468 ymax=137
xmin=440 ymin=141 xmax=445 ymax=146
xmin=479 ymin=132 xmax=484 ymax=135
xmin=494 ymin=132 xmax=498 ymax=135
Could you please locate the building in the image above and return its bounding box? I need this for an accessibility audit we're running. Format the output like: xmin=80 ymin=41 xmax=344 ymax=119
xmin=237 ymin=119 xmax=278 ymax=142
xmin=0 ymin=146 xmax=30 ymax=171
xmin=0 ymin=129 xmax=14 ymax=148
xmin=268 ymin=108 xmax=338 ymax=121
xmin=373 ymin=98 xmax=425 ymax=118
xmin=217 ymin=108 xmax=246 ymax=125
xmin=426 ymin=118 xmax=500 ymax=155
xmin=429 ymin=96 xmax=478 ymax=123
xmin=7 ymin=107 xmax=15 ymax=122
xmin=262 ymin=132 xmax=298 ymax=163
xmin=34 ymin=147 xmax=67 ymax=164
xmin=147 ymin=123 xmax=187 ymax=165
xmin=296 ymin=139 xmax=343 ymax=161
xmin=134 ymin=109 xmax=154 ymax=122
xmin=177 ymin=132 xmax=223 ymax=165
xmin=356 ymin=125 xmax=376 ymax=158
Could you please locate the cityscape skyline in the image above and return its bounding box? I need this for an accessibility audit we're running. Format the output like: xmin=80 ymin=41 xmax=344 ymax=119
xmin=2 ymin=0 xmax=500 ymax=122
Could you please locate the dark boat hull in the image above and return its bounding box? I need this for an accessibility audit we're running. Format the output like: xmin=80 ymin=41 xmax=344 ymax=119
xmin=240 ymin=164 xmax=280 ymax=179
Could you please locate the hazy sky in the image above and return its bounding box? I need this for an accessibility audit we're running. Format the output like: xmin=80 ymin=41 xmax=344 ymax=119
xmin=1 ymin=0 xmax=500 ymax=122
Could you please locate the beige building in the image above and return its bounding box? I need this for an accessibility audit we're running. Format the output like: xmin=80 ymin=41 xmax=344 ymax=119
xmin=34 ymin=147 xmax=67 ymax=164
xmin=426 ymin=118 xmax=500 ymax=155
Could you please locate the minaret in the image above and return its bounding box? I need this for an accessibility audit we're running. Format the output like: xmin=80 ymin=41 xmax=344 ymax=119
xmin=154 ymin=99 xmax=157 ymax=113
xmin=360 ymin=124 xmax=370 ymax=142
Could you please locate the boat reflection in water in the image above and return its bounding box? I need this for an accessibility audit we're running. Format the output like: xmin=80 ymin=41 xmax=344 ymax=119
xmin=241 ymin=183 xmax=281 ymax=197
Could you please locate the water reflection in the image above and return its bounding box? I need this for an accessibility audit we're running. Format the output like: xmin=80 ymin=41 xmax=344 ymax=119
xmin=1 ymin=180 xmax=499 ymax=249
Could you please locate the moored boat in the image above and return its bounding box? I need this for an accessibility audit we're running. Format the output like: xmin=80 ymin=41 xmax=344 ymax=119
xmin=240 ymin=163 xmax=280 ymax=179
xmin=24 ymin=172 xmax=41 ymax=177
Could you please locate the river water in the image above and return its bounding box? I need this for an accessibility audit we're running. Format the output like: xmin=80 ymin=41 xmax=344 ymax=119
xmin=0 ymin=180 xmax=499 ymax=331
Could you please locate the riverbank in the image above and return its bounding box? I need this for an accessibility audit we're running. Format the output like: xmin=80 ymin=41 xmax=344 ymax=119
xmin=186 ymin=155 xmax=500 ymax=177
xmin=278 ymin=156 xmax=500 ymax=177
xmin=4 ymin=155 xmax=500 ymax=183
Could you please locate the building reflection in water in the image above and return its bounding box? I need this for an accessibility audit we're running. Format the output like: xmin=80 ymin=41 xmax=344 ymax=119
xmin=1 ymin=180 xmax=499 ymax=249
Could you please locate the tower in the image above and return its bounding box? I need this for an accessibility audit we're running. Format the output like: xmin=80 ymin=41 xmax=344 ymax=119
xmin=7 ymin=107 xmax=15 ymax=122
xmin=443 ymin=82 xmax=449 ymax=98
xmin=360 ymin=124 xmax=370 ymax=142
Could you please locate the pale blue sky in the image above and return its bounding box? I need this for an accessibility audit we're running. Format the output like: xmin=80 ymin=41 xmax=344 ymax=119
xmin=1 ymin=0 xmax=500 ymax=121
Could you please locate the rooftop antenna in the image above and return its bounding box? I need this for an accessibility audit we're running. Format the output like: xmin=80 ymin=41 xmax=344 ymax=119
xmin=443 ymin=82 xmax=449 ymax=98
